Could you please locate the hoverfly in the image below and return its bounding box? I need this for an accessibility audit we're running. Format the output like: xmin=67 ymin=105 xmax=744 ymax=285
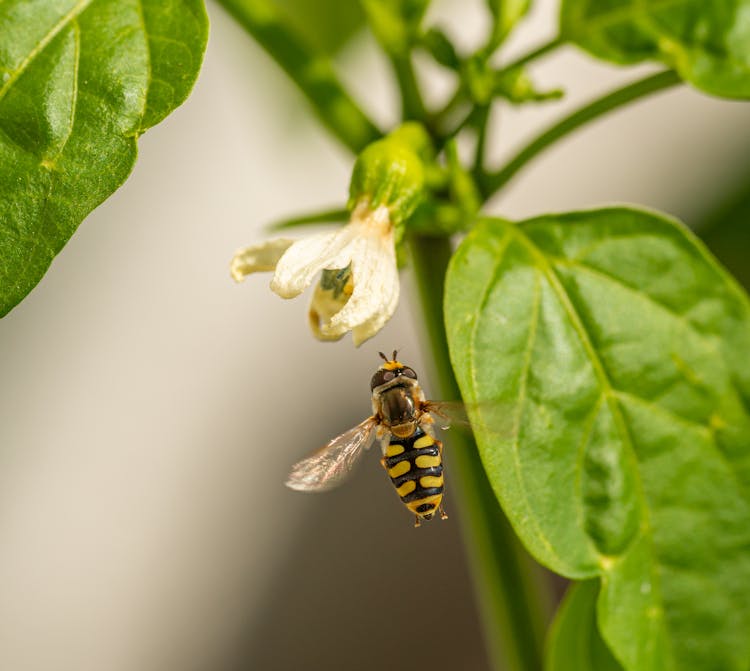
xmin=286 ymin=351 xmax=465 ymax=527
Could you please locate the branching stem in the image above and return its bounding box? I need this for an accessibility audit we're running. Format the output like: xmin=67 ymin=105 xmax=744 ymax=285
xmin=496 ymin=37 xmax=565 ymax=76
xmin=216 ymin=0 xmax=381 ymax=153
xmin=479 ymin=70 xmax=681 ymax=199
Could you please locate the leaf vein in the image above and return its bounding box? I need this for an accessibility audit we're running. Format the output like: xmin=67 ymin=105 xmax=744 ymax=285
xmin=43 ymin=19 xmax=80 ymax=166
xmin=574 ymin=393 xmax=607 ymax=556
xmin=135 ymin=0 xmax=152 ymax=129
xmin=613 ymin=390 xmax=748 ymax=498
xmin=0 ymin=0 xmax=94 ymax=105
xmin=612 ymin=389 xmax=711 ymax=436
xmin=559 ymin=258 xmax=720 ymax=350
xmin=470 ymin=227 xmax=567 ymax=567
xmin=511 ymin=223 xmax=667 ymax=628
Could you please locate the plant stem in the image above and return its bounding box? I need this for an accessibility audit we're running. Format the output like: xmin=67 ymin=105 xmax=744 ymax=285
xmin=410 ymin=234 xmax=555 ymax=671
xmin=496 ymin=37 xmax=565 ymax=76
xmin=433 ymin=37 xmax=563 ymax=142
xmin=479 ymin=70 xmax=681 ymax=199
xmin=391 ymin=53 xmax=428 ymax=121
xmin=473 ymin=104 xmax=491 ymax=173
xmin=430 ymin=86 xmax=466 ymax=137
xmin=216 ymin=0 xmax=381 ymax=154
xmin=269 ymin=206 xmax=349 ymax=231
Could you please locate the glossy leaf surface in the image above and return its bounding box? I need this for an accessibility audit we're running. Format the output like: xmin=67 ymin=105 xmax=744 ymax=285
xmin=445 ymin=209 xmax=750 ymax=671
xmin=560 ymin=0 xmax=750 ymax=98
xmin=0 ymin=0 xmax=208 ymax=316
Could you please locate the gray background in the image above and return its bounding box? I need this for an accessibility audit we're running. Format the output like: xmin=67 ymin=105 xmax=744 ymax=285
xmin=2 ymin=0 xmax=750 ymax=669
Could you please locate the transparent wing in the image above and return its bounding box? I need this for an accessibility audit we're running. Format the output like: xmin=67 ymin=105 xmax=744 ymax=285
xmin=422 ymin=399 xmax=517 ymax=440
xmin=421 ymin=400 xmax=471 ymax=430
xmin=286 ymin=416 xmax=378 ymax=492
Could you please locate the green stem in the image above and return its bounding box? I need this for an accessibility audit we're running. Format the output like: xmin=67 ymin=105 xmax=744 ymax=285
xmin=479 ymin=70 xmax=681 ymax=199
xmin=473 ymin=104 xmax=491 ymax=173
xmin=496 ymin=37 xmax=565 ymax=77
xmin=216 ymin=0 xmax=381 ymax=154
xmin=434 ymin=37 xmax=563 ymax=142
xmin=391 ymin=53 xmax=428 ymax=121
xmin=431 ymin=86 xmax=465 ymax=135
xmin=269 ymin=206 xmax=349 ymax=231
xmin=410 ymin=234 xmax=554 ymax=671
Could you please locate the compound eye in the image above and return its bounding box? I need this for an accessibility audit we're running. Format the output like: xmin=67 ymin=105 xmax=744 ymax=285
xmin=402 ymin=367 xmax=417 ymax=379
xmin=370 ymin=369 xmax=395 ymax=390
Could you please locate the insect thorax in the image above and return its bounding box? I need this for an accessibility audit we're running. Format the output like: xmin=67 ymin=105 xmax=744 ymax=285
xmin=376 ymin=383 xmax=421 ymax=429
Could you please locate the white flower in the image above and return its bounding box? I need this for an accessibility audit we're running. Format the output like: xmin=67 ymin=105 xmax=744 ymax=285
xmin=231 ymin=201 xmax=399 ymax=346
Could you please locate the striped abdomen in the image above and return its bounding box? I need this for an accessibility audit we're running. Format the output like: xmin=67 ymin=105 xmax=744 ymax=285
xmin=383 ymin=425 xmax=443 ymax=519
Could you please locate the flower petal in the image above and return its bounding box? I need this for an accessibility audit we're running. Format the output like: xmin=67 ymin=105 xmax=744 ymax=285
xmin=308 ymin=267 xmax=353 ymax=342
xmin=230 ymin=238 xmax=296 ymax=282
xmin=325 ymin=228 xmax=397 ymax=334
xmin=270 ymin=228 xmax=355 ymax=299
xmin=351 ymin=263 xmax=399 ymax=346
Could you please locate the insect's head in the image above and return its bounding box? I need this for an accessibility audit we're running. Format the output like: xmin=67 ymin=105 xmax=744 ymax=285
xmin=370 ymin=350 xmax=418 ymax=390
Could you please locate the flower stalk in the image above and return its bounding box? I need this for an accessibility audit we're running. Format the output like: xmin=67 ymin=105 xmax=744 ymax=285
xmin=410 ymin=234 xmax=554 ymax=671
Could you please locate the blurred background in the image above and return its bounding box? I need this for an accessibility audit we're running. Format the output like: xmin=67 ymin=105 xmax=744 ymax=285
xmin=2 ymin=0 xmax=750 ymax=669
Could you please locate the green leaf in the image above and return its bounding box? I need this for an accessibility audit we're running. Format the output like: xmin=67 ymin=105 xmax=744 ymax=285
xmin=445 ymin=208 xmax=750 ymax=671
xmin=419 ymin=27 xmax=460 ymax=70
xmin=545 ymin=580 xmax=622 ymax=671
xmin=560 ymin=0 xmax=750 ymax=98
xmin=0 ymin=0 xmax=208 ymax=317
xmin=698 ymin=165 xmax=750 ymax=291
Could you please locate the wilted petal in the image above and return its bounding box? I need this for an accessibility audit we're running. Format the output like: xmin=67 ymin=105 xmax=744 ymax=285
xmin=230 ymin=238 xmax=295 ymax=282
xmin=324 ymin=207 xmax=396 ymax=338
xmin=308 ymin=267 xmax=353 ymax=341
xmin=232 ymin=200 xmax=400 ymax=345
xmin=351 ymin=260 xmax=399 ymax=346
xmin=270 ymin=228 xmax=354 ymax=299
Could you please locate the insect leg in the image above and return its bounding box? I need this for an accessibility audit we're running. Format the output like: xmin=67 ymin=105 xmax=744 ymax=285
xmin=414 ymin=515 xmax=422 ymax=528
xmin=435 ymin=439 xmax=448 ymax=520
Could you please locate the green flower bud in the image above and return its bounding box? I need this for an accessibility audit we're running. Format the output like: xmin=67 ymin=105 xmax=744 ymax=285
xmin=421 ymin=27 xmax=460 ymax=70
xmin=348 ymin=122 xmax=432 ymax=227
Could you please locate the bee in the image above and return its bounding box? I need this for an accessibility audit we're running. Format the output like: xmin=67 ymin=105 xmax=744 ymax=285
xmin=286 ymin=350 xmax=461 ymax=527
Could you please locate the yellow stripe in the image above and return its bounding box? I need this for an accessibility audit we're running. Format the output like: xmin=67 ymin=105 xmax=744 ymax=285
xmin=414 ymin=435 xmax=434 ymax=449
xmin=396 ymin=480 xmax=416 ymax=497
xmin=388 ymin=461 xmax=411 ymax=478
xmin=406 ymin=493 xmax=443 ymax=515
xmin=415 ymin=454 xmax=440 ymax=469
xmin=386 ymin=443 xmax=404 ymax=457
xmin=419 ymin=475 xmax=444 ymax=489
